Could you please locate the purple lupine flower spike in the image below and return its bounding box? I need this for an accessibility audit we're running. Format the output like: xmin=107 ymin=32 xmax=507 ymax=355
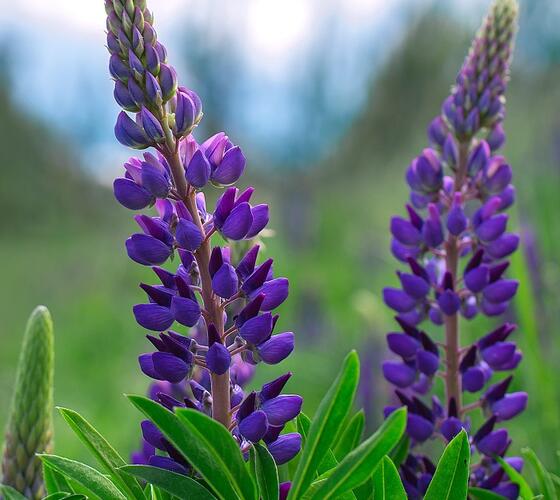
xmin=380 ymin=0 xmax=522 ymax=496
xmin=105 ymin=0 xmax=301 ymax=480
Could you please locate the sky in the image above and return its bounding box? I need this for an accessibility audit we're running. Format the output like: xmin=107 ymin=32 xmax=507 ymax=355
xmin=0 ymin=0 xmax=494 ymax=179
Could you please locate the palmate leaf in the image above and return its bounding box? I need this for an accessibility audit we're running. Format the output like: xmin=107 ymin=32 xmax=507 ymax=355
xmin=38 ymin=455 xmax=126 ymax=500
xmin=288 ymin=351 xmax=360 ymax=499
xmin=120 ymin=465 xmax=213 ymax=499
xmin=424 ymin=429 xmax=470 ymax=500
xmin=333 ymin=410 xmax=365 ymax=461
xmin=495 ymin=455 xmax=534 ymax=500
xmin=372 ymin=456 xmax=407 ymax=500
xmin=522 ymin=447 xmax=557 ymax=500
xmin=57 ymin=407 xmax=145 ymax=500
xmin=127 ymin=395 xmax=256 ymax=500
xmin=249 ymin=442 xmax=279 ymax=500
xmin=308 ymin=407 xmax=407 ymax=500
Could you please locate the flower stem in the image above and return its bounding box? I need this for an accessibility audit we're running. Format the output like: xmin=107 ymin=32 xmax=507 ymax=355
xmin=443 ymin=142 xmax=470 ymax=414
xmin=166 ymin=148 xmax=231 ymax=428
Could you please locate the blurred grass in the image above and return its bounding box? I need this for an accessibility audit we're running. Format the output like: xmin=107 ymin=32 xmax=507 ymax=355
xmin=1 ymin=11 xmax=560 ymax=472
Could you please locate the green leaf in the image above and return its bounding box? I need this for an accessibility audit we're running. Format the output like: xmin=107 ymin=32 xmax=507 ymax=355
xmin=333 ymin=410 xmax=365 ymax=461
xmin=127 ymin=394 xmax=253 ymax=500
xmin=522 ymin=448 xmax=557 ymax=500
xmin=495 ymin=455 xmax=534 ymax=500
xmin=250 ymin=442 xmax=279 ymax=500
xmin=120 ymin=465 xmax=214 ymax=499
xmin=308 ymin=406 xmax=407 ymax=499
xmin=353 ymin=478 xmax=374 ymax=500
xmin=288 ymin=351 xmax=360 ymax=499
xmin=424 ymin=429 xmax=470 ymax=500
xmin=175 ymin=408 xmax=257 ymax=500
xmin=38 ymin=454 xmax=126 ymax=500
xmin=389 ymin=435 xmax=409 ymax=469
xmin=297 ymin=413 xmax=338 ymax=474
xmin=43 ymin=494 xmax=87 ymax=500
xmin=43 ymin=462 xmax=74 ymax=495
xmin=0 ymin=484 xmax=28 ymax=500
xmin=372 ymin=456 xmax=407 ymax=500
xmin=468 ymin=487 xmax=507 ymax=499
xmin=57 ymin=407 xmax=145 ymax=500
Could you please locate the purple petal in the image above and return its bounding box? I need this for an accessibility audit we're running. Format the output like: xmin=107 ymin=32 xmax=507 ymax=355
xmin=477 ymin=429 xmax=509 ymax=456
xmin=141 ymin=161 xmax=170 ymax=198
xmin=267 ymin=433 xmax=301 ymax=465
xmin=126 ymin=234 xmax=172 ymax=266
xmin=152 ymin=352 xmax=190 ymax=383
xmin=407 ymin=414 xmax=434 ymax=442
xmin=211 ymin=145 xmax=246 ymax=185
xmin=221 ymin=202 xmax=253 ymax=240
xmin=238 ymin=410 xmax=268 ymax=442
xmin=239 ymin=313 xmax=273 ymax=345
xmin=113 ymin=178 xmax=153 ymax=210
xmin=148 ymin=455 xmax=188 ymax=476
xmin=417 ymin=350 xmax=439 ymax=376
xmin=391 ymin=217 xmax=422 ymax=246
xmin=482 ymin=279 xmax=519 ymax=303
xmin=211 ymin=263 xmax=239 ymax=299
xmin=246 ymin=204 xmax=269 ymax=239
xmin=382 ymin=361 xmax=416 ymax=388
xmin=387 ymin=333 xmax=420 ymax=359
xmin=186 ymin=149 xmax=211 ymax=188
xmin=175 ymin=219 xmax=203 ymax=252
xmin=206 ymin=342 xmax=231 ymax=375
xmin=257 ymin=332 xmax=294 ymax=364
xmin=491 ymin=392 xmax=527 ymax=421
xmin=464 ymin=265 xmax=490 ymax=293
xmin=261 ymin=395 xmax=303 ymax=425
xmin=133 ymin=303 xmax=174 ymax=331
xmin=260 ymin=373 xmax=292 ymax=402
xmin=257 ymin=278 xmax=289 ymax=311
xmin=383 ymin=288 xmax=417 ymax=313
xmin=170 ymin=296 xmax=201 ymax=327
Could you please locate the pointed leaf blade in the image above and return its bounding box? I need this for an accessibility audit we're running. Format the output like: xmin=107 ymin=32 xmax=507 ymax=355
xmin=57 ymin=407 xmax=145 ymax=500
xmin=424 ymin=429 xmax=470 ymax=500
xmin=372 ymin=456 xmax=407 ymax=500
xmin=120 ymin=465 xmax=214 ymax=499
xmin=250 ymin=442 xmax=279 ymax=500
xmin=333 ymin=410 xmax=365 ymax=461
xmin=38 ymin=455 xmax=126 ymax=500
xmin=288 ymin=351 xmax=360 ymax=499
xmin=309 ymin=407 xmax=407 ymax=499
xmin=495 ymin=455 xmax=534 ymax=500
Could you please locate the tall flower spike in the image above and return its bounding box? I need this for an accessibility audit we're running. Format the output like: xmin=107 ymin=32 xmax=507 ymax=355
xmin=1 ymin=307 xmax=54 ymax=499
xmin=381 ymin=1 xmax=523 ymax=498
xmin=105 ymin=0 xmax=301 ymax=479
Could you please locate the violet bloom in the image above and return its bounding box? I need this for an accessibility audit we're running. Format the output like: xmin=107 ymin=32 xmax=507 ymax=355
xmin=380 ymin=1 xmax=524 ymax=497
xmin=104 ymin=0 xmax=301 ymax=478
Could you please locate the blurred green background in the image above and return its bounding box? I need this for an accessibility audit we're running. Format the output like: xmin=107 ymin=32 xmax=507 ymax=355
xmin=1 ymin=0 xmax=560 ymax=471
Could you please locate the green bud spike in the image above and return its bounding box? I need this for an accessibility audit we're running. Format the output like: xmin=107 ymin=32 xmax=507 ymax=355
xmin=1 ymin=306 xmax=54 ymax=500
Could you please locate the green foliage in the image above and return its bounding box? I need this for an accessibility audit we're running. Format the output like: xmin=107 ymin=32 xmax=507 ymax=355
xmin=1 ymin=306 xmax=54 ymax=499
xmin=468 ymin=487 xmax=507 ymax=499
xmin=372 ymin=456 xmax=407 ymax=500
xmin=388 ymin=435 xmax=409 ymax=469
xmin=57 ymin=407 xmax=144 ymax=500
xmin=249 ymin=442 xmax=279 ymax=500
xmin=128 ymin=395 xmax=255 ymax=500
xmin=0 ymin=484 xmax=28 ymax=500
xmin=308 ymin=407 xmax=406 ymax=499
xmin=495 ymin=455 xmax=534 ymax=500
xmin=521 ymin=448 xmax=557 ymax=500
xmin=38 ymin=454 xmax=126 ymax=500
xmin=333 ymin=410 xmax=365 ymax=462
xmin=296 ymin=413 xmax=338 ymax=474
xmin=288 ymin=351 xmax=360 ymax=499
xmin=424 ymin=430 xmax=470 ymax=500
xmin=43 ymin=463 xmax=74 ymax=496
xmin=120 ymin=465 xmax=212 ymax=499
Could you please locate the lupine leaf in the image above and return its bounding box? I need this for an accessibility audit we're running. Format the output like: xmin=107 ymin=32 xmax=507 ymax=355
xmin=57 ymin=407 xmax=145 ymax=500
xmin=38 ymin=454 xmax=126 ymax=500
xmin=288 ymin=351 xmax=360 ymax=499
xmin=372 ymin=456 xmax=407 ymax=500
xmin=424 ymin=429 xmax=470 ymax=500
xmin=120 ymin=465 xmax=214 ymax=499
xmin=353 ymin=478 xmax=374 ymax=500
xmin=333 ymin=410 xmax=365 ymax=461
xmin=468 ymin=487 xmax=507 ymax=499
xmin=522 ymin=447 xmax=557 ymax=500
xmin=495 ymin=455 xmax=534 ymax=500
xmin=308 ymin=406 xmax=407 ymax=499
xmin=43 ymin=462 xmax=74 ymax=495
xmin=127 ymin=394 xmax=246 ymax=500
xmin=43 ymin=494 xmax=87 ymax=500
xmin=175 ymin=408 xmax=257 ymax=500
xmin=296 ymin=413 xmax=338 ymax=474
xmin=249 ymin=442 xmax=279 ymax=500
xmin=0 ymin=484 xmax=28 ymax=499
xmin=388 ymin=435 xmax=409 ymax=468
